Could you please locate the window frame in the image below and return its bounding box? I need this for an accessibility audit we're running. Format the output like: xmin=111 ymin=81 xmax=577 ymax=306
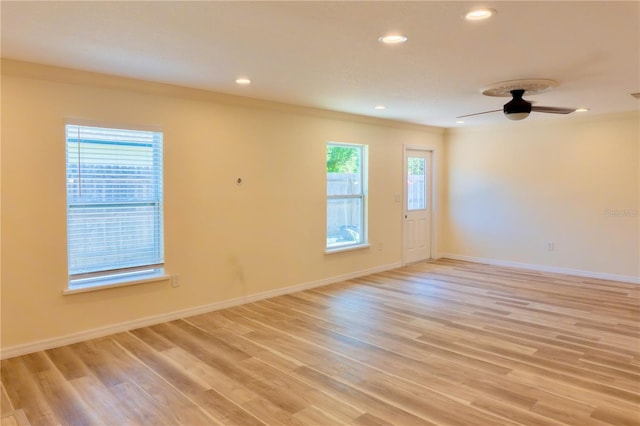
xmin=325 ymin=142 xmax=369 ymax=252
xmin=64 ymin=121 xmax=166 ymax=292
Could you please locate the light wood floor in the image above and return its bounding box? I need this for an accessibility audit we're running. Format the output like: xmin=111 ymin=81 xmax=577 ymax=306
xmin=2 ymin=259 xmax=639 ymax=426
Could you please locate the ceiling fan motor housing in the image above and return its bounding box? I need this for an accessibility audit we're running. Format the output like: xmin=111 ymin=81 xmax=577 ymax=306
xmin=504 ymin=89 xmax=531 ymax=120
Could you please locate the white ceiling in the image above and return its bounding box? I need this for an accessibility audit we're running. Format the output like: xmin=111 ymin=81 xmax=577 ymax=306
xmin=2 ymin=1 xmax=639 ymax=128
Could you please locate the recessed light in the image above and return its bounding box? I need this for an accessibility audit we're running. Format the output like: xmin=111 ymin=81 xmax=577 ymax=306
xmin=456 ymin=120 xmax=465 ymax=124
xmin=378 ymin=34 xmax=408 ymax=44
xmin=465 ymin=8 xmax=496 ymax=21
xmin=375 ymin=105 xmax=386 ymax=110
xmin=575 ymin=108 xmax=590 ymax=112
xmin=235 ymin=78 xmax=251 ymax=85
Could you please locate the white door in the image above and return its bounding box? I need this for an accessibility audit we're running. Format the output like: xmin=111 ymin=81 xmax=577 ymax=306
xmin=403 ymin=149 xmax=432 ymax=264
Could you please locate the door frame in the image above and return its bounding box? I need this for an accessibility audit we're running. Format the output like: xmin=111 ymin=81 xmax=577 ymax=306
xmin=402 ymin=144 xmax=438 ymax=266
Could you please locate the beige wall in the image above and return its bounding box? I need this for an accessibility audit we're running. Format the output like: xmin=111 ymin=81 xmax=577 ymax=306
xmin=1 ymin=60 xmax=445 ymax=349
xmin=3 ymin=59 xmax=638 ymax=352
xmin=444 ymin=112 xmax=640 ymax=278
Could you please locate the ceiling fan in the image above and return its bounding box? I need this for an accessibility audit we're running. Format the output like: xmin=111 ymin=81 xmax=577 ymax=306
xmin=458 ymin=79 xmax=576 ymax=121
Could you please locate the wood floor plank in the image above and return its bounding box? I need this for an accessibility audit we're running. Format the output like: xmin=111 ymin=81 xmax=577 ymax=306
xmin=2 ymin=260 xmax=638 ymax=425
xmin=292 ymin=365 xmax=434 ymax=425
xmin=111 ymin=331 xmax=211 ymax=400
xmin=1 ymin=357 xmax=74 ymax=425
xmin=67 ymin=375 xmax=139 ymax=425
xmin=0 ymin=409 xmax=30 ymax=426
xmin=44 ymin=345 xmax=91 ymax=382
xmin=0 ymin=382 xmax=13 ymax=417
xmin=161 ymin=346 xmax=260 ymax=406
xmin=191 ymin=388 xmax=266 ymax=426
xmin=351 ymin=412 xmax=395 ymax=426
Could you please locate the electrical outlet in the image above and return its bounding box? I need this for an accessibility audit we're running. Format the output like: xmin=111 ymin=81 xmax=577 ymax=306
xmin=171 ymin=275 xmax=180 ymax=288
xmin=547 ymin=242 xmax=555 ymax=251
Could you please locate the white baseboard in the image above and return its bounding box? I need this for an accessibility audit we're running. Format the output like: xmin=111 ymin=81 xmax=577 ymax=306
xmin=440 ymin=253 xmax=640 ymax=285
xmin=0 ymin=261 xmax=402 ymax=360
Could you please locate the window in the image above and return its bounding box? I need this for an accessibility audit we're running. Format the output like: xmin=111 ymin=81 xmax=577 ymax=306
xmin=326 ymin=142 xmax=367 ymax=250
xmin=65 ymin=124 xmax=164 ymax=289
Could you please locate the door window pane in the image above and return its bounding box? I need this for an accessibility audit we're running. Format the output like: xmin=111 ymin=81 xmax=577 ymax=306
xmin=407 ymin=156 xmax=426 ymax=211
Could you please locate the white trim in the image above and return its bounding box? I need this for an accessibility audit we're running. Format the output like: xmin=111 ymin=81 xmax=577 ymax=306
xmin=325 ymin=243 xmax=372 ymax=254
xmin=440 ymin=253 xmax=640 ymax=284
xmin=64 ymin=272 xmax=170 ymax=295
xmin=65 ymin=117 xmax=163 ymax=133
xmin=0 ymin=261 xmax=401 ymax=359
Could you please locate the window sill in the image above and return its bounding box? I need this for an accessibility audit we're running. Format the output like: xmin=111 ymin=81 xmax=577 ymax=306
xmin=63 ymin=271 xmax=171 ymax=295
xmin=325 ymin=243 xmax=371 ymax=254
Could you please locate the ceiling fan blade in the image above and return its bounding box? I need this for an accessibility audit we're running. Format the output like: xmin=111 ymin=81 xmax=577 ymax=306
xmin=531 ymin=106 xmax=575 ymax=114
xmin=456 ymin=109 xmax=502 ymax=118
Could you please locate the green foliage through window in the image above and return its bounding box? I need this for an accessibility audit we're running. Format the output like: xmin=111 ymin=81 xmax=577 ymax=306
xmin=408 ymin=157 xmax=425 ymax=175
xmin=327 ymin=145 xmax=360 ymax=173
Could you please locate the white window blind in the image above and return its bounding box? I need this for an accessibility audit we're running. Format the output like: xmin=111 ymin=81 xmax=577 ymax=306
xmin=66 ymin=124 xmax=164 ymax=284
